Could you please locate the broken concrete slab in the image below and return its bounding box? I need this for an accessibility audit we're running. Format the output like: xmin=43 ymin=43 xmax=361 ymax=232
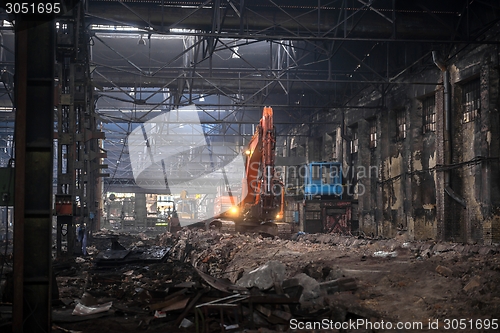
xmin=293 ymin=273 xmax=323 ymax=302
xmin=435 ymin=265 xmax=453 ymax=277
xmin=236 ymin=260 xmax=286 ymax=290
xmin=420 ymin=249 xmax=432 ymax=258
xmin=463 ymin=276 xmax=481 ymax=292
xmin=79 ymin=292 xmax=98 ymax=307
xmin=479 ymin=247 xmax=496 ymax=255
xmin=434 ymin=243 xmax=451 ymax=253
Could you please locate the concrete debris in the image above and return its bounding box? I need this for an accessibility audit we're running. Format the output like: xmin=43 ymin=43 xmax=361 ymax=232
xmin=372 ymin=251 xmax=398 ymax=258
xmin=122 ymin=270 xmax=134 ymax=276
xmin=131 ymin=240 xmax=144 ymax=247
xmin=435 ymin=265 xmax=454 ymax=277
xmin=463 ymin=276 xmax=482 ymax=292
xmin=79 ymin=292 xmax=98 ymax=307
xmin=178 ymin=318 xmax=194 ymax=328
xmin=293 ymin=273 xmax=323 ymax=302
xmin=236 ymin=260 xmax=286 ymax=290
xmin=420 ymin=248 xmax=432 ymax=258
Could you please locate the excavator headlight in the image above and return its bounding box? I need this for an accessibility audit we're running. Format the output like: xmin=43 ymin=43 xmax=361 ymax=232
xmin=230 ymin=206 xmax=239 ymax=215
xmin=276 ymin=213 xmax=282 ymax=220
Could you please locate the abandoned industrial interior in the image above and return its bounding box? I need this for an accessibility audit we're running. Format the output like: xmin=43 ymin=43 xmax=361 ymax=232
xmin=0 ymin=0 xmax=500 ymax=332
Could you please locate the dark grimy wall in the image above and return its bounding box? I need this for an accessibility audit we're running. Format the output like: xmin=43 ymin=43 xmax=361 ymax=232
xmin=283 ymin=27 xmax=500 ymax=244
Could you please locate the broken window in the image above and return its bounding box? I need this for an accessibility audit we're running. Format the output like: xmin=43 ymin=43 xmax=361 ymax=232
xmin=423 ymin=94 xmax=436 ymax=133
xmin=311 ymin=137 xmax=322 ymax=161
xmin=369 ymin=118 xmax=377 ymax=148
xmin=463 ymin=78 xmax=480 ymax=123
xmin=396 ymin=109 xmax=406 ymax=140
xmin=297 ymin=144 xmax=305 ymax=157
xmin=327 ymin=131 xmax=337 ymax=161
xmin=350 ymin=126 xmax=358 ymax=154
xmin=332 ymin=137 xmax=337 ymax=160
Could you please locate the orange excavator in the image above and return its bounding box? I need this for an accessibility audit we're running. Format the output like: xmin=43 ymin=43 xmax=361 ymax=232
xmin=210 ymin=106 xmax=285 ymax=235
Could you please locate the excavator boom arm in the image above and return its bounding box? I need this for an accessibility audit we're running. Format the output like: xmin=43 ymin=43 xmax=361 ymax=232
xmin=240 ymin=107 xmax=280 ymax=221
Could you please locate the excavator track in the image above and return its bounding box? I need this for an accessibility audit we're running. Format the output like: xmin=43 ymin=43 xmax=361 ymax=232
xmin=209 ymin=219 xmax=293 ymax=238
xmin=276 ymin=222 xmax=294 ymax=239
xmin=209 ymin=219 xmax=238 ymax=233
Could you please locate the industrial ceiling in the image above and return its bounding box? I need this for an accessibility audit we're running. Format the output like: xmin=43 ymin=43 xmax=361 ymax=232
xmin=0 ymin=0 xmax=499 ymax=192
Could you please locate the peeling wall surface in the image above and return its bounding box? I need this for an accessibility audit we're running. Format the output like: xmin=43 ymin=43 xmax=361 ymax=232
xmin=284 ymin=26 xmax=500 ymax=244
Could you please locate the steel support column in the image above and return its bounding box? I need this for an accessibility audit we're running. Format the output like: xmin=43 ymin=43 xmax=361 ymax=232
xmin=13 ymin=17 xmax=55 ymax=333
xmin=55 ymin=1 xmax=106 ymax=256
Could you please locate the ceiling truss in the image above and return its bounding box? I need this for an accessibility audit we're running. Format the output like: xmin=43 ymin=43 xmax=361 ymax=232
xmin=0 ymin=0 xmax=499 ymax=193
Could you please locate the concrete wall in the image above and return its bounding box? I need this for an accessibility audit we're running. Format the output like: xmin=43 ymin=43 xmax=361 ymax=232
xmin=283 ymin=28 xmax=500 ymax=244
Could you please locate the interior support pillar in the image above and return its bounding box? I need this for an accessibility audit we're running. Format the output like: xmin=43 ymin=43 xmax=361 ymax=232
xmin=13 ymin=17 xmax=55 ymax=333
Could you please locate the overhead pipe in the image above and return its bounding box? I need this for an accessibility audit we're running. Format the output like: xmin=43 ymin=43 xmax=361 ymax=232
xmin=432 ymin=51 xmax=466 ymax=208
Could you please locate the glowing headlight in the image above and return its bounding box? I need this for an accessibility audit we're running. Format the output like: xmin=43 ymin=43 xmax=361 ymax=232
xmin=276 ymin=213 xmax=282 ymax=219
xmin=230 ymin=206 xmax=239 ymax=214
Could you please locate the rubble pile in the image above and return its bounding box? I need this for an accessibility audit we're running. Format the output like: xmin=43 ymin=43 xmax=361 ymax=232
xmin=1 ymin=228 xmax=500 ymax=332
xmin=52 ymin=230 xmax=376 ymax=332
xmin=155 ymin=229 xmax=500 ymax=331
xmin=158 ymin=229 xmax=265 ymax=276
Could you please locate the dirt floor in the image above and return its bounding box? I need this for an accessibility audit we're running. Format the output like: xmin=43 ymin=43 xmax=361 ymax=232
xmin=1 ymin=228 xmax=500 ymax=332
